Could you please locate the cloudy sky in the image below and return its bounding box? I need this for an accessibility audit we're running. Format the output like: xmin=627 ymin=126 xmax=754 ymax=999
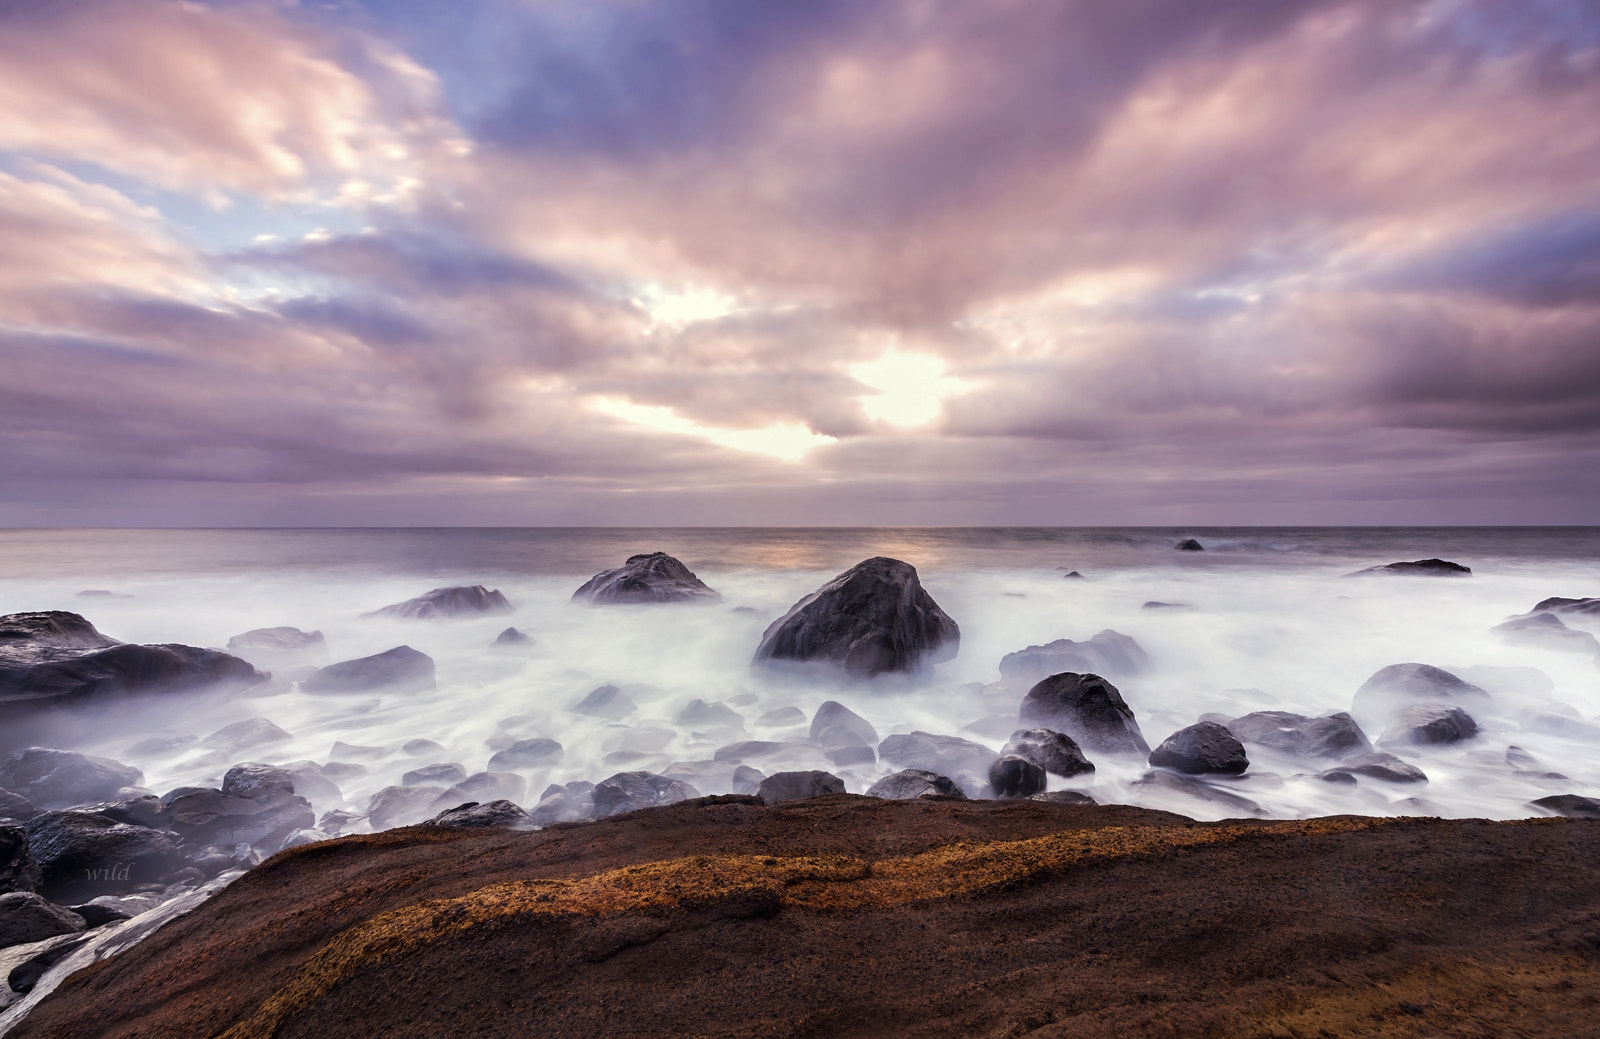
xmin=2 ymin=0 xmax=1598 ymax=526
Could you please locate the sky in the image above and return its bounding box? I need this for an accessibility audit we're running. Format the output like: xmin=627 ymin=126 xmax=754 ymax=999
xmin=2 ymin=0 xmax=1598 ymax=527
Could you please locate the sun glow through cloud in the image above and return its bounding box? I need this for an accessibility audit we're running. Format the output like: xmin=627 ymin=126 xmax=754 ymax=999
xmin=588 ymin=397 xmax=834 ymax=463
xmin=849 ymin=349 xmax=970 ymax=428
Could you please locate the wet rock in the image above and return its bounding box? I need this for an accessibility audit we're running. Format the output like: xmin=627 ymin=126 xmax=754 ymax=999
xmin=280 ymin=762 xmax=342 ymax=806
xmin=0 ymin=789 xmax=39 ymax=823
xmin=712 ymin=741 xmax=791 ymax=764
xmin=1028 ymin=790 xmax=1096 ymax=805
xmin=572 ymin=553 xmax=720 ymax=605
xmin=65 ymin=899 xmax=132 ymax=928
xmin=988 ymin=755 xmax=1047 ymax=798
xmin=367 ymin=586 xmax=514 ymax=620
xmin=756 ymin=770 xmax=845 ymax=805
xmin=824 ymin=745 xmax=876 ymax=767
xmin=1506 ymin=745 xmax=1540 ymax=769
xmin=366 ymin=785 xmax=447 ymax=829
xmin=529 ymin=782 xmax=595 ymax=826
xmin=401 ymin=739 xmax=445 ymax=757
xmin=1130 ymin=771 xmax=1263 ymax=815
xmin=277 ymin=829 xmax=328 ymax=852
xmin=809 ymin=701 xmax=879 ymax=746
xmin=1528 ymin=596 xmax=1600 ymax=617
xmin=730 ymin=766 xmax=765 ymax=795
xmin=675 ymin=700 xmax=744 ymax=732
xmin=1380 ymin=704 xmax=1479 ymax=746
xmin=201 ymin=718 xmax=292 ymax=754
xmin=1001 ymin=729 xmax=1095 ymax=778
xmin=166 ymin=776 xmax=314 ymax=851
xmin=1019 ymin=673 xmax=1149 ymax=756
xmin=224 ymin=627 xmax=327 ymax=668
xmin=317 ymin=810 xmax=364 ymax=834
xmin=1149 ymin=722 xmax=1249 ymax=775
xmin=878 ymin=732 xmax=997 ymax=779
xmin=123 ymin=735 xmax=198 ymax=758
xmin=1225 ymin=711 xmax=1370 ymax=760
xmin=0 ymin=892 xmax=84 ymax=950
xmin=999 ymin=630 xmax=1148 ymax=688
xmin=0 ymin=612 xmax=265 ymax=709
xmin=591 ymin=772 xmax=701 ymax=817
xmin=1175 ymin=538 xmax=1204 ymax=551
xmin=188 ymin=843 xmax=261 ymax=877
xmin=757 ymin=706 xmax=806 ymax=727
xmin=487 ymin=739 xmax=564 ymax=771
xmin=1529 ymin=794 xmax=1600 ymax=819
xmin=753 ymin=557 xmax=959 ymax=677
xmin=572 ymin=684 xmax=636 ymax=719
xmin=427 ymin=800 xmax=532 ymax=829
xmin=221 ymin=763 xmax=295 ymax=801
xmin=1348 ymin=558 xmax=1471 ymax=576
xmin=330 ymin=741 xmax=387 ymax=761
xmin=0 ymin=749 xmax=143 ymax=811
xmin=1520 ymin=707 xmax=1600 ymax=741
xmin=1354 ymin=664 xmax=1488 ymax=713
xmin=434 ymin=772 xmax=525 ymax=810
xmin=1321 ymin=752 xmax=1428 ymax=784
xmin=73 ymin=796 xmax=167 ymax=830
xmin=22 ymin=811 xmax=184 ymax=898
xmin=1493 ymin=613 xmax=1600 ymax=654
xmin=304 ymin=646 xmax=435 ymax=694
xmin=1 ymin=824 xmax=40 ymax=894
xmin=491 ymin=627 xmax=532 ymax=647
xmin=1061 ymin=570 xmax=1085 ymax=579
xmin=402 ymin=763 xmax=466 ymax=787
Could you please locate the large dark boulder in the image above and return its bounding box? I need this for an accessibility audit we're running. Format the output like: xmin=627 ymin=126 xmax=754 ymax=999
xmin=988 ymin=756 xmax=1047 ymax=798
xmin=1380 ymin=704 xmax=1479 ymax=746
xmin=1353 ymin=663 xmax=1488 ymax=715
xmin=1019 ymin=673 xmax=1149 ymax=756
xmin=302 ymin=646 xmax=435 ymax=694
xmin=367 ymin=586 xmax=514 ymax=620
xmin=1530 ymin=794 xmax=1600 ymax=819
xmin=878 ymin=732 xmax=996 ymax=779
xmin=0 ymin=612 xmax=265 ymax=709
xmin=753 ymin=557 xmax=959 ymax=677
xmin=427 ymin=800 xmax=532 ymax=829
xmin=22 ymin=811 xmax=184 ymax=898
xmin=998 ymin=630 xmax=1148 ymax=687
xmin=1492 ymin=614 xmax=1600 ymax=654
xmin=864 ymin=770 xmax=966 ymax=800
xmin=755 ymin=770 xmax=845 ymax=805
xmin=1001 ymin=729 xmax=1094 ymax=778
xmin=0 ymin=892 xmax=84 ymax=950
xmin=0 ymin=749 xmax=143 ymax=811
xmin=572 ymin=553 xmax=719 ymax=604
xmin=1348 ymin=558 xmax=1471 ymax=576
xmin=1225 ymin=711 xmax=1370 ymax=760
xmin=0 ymin=823 xmax=40 ymax=894
xmin=590 ymin=772 xmax=701 ymax=817
xmin=1148 ymin=722 xmax=1248 ymax=775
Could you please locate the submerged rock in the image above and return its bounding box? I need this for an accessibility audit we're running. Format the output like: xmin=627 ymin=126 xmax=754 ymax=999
xmin=572 ymin=553 xmax=719 ymax=605
xmin=224 ymin=627 xmax=326 ymax=668
xmin=1225 ymin=711 xmax=1370 ymax=760
xmin=1001 ymin=729 xmax=1094 ymax=778
xmin=753 ymin=557 xmax=959 ymax=677
xmin=366 ymin=785 xmax=447 ymax=829
xmin=201 ymin=718 xmax=292 ymax=754
xmin=1148 ymin=721 xmax=1248 ymax=775
xmin=367 ymin=586 xmax=514 ymax=620
xmin=1129 ymin=770 xmax=1263 ymax=816
xmin=878 ymin=732 xmax=997 ymax=779
xmin=303 ymin=646 xmax=435 ymax=694
xmin=427 ymin=800 xmax=532 ymax=829
xmin=529 ymin=782 xmax=594 ymax=826
xmin=487 ymin=739 xmax=564 ymax=771
xmin=865 ymin=769 xmax=966 ymax=800
xmin=1175 ymin=539 xmax=1204 ymax=552
xmin=434 ymin=772 xmax=525 ymax=809
xmin=0 ymin=749 xmax=143 ymax=811
xmin=1379 ymin=704 xmax=1479 ymax=746
xmin=1528 ymin=596 xmax=1600 ymax=617
xmin=1320 ymin=752 xmax=1428 ymax=784
xmin=1354 ymin=663 xmax=1488 ymax=713
xmin=1348 ymin=558 xmax=1471 ymax=576
xmin=571 ymin=684 xmax=637 ymax=719
xmin=0 ymin=788 xmax=38 ymax=824
xmin=401 ymin=739 xmax=445 ymax=757
xmin=755 ymin=770 xmax=845 ymax=805
xmin=1529 ymin=794 xmax=1600 ymax=819
xmin=988 ymin=755 xmax=1047 ymax=798
xmin=491 ymin=627 xmax=532 ymax=648
xmin=1019 ymin=673 xmax=1149 ymax=756
xmin=1493 ymin=613 xmax=1600 ymax=654
xmin=402 ymin=763 xmax=465 ymax=787
xmin=998 ymin=630 xmax=1147 ymax=687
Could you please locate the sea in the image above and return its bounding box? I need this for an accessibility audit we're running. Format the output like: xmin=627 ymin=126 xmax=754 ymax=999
xmin=2 ymin=526 xmax=1598 ymax=823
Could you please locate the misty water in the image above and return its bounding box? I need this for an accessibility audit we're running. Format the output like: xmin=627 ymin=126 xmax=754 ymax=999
xmin=3 ymin=527 xmax=1598 ymax=825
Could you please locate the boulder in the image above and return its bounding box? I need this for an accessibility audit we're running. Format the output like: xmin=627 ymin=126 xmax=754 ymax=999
xmin=1529 ymin=794 xmax=1600 ymax=819
xmin=280 ymin=762 xmax=343 ymax=806
xmin=427 ymin=800 xmax=532 ymax=829
xmin=1001 ymin=729 xmax=1095 ymax=778
xmin=756 ymin=770 xmax=845 ymax=805
xmin=0 ymin=749 xmax=143 ymax=811
xmin=1061 ymin=571 xmax=1085 ymax=579
xmin=1493 ymin=614 xmax=1600 ymax=654
xmin=998 ymin=630 xmax=1148 ymax=687
xmin=491 ymin=627 xmax=533 ymax=647
xmin=1129 ymin=771 xmax=1263 ymax=816
xmin=0 ymin=612 xmax=265 ymax=708
xmin=572 ymin=684 xmax=637 ymax=719
xmin=809 ymin=701 xmax=879 ymax=746
xmin=366 ymin=586 xmax=514 ymax=620
xmin=321 ymin=763 xmax=367 ymax=782
xmin=1018 ymin=673 xmax=1149 ymax=756
xmin=73 ymin=796 xmax=167 ymax=829
xmin=22 ymin=811 xmax=184 ymax=898
xmin=878 ymin=732 xmax=997 ymax=779
xmin=1028 ymin=790 xmax=1096 ymax=805
xmin=865 ymin=770 xmax=966 ymax=799
xmin=201 ymin=718 xmax=292 ymax=754
xmin=1348 ymin=558 xmax=1472 ymax=576
xmin=752 ymin=557 xmax=959 ymax=677
xmin=1 ymin=823 xmax=40 ymax=894
xmin=303 ymin=646 xmax=435 ymax=694
xmin=730 ymin=766 xmax=766 ymax=795
xmin=224 ymin=627 xmax=326 ymax=668
xmin=1320 ymin=752 xmax=1428 ymax=784
xmin=1354 ymin=664 xmax=1488 ymax=713
xmin=1528 ymin=596 xmax=1600 ymax=617
xmin=590 ymin=772 xmax=701 ymax=817
xmin=1506 ymin=745 xmax=1540 ymax=769
xmin=675 ymin=700 xmax=745 ymax=732
xmin=712 ymin=741 xmax=792 ymax=764
xmin=1225 ymin=711 xmax=1370 ymax=760
xmin=123 ymin=735 xmax=198 ymax=758
xmin=988 ymin=756 xmax=1046 ymax=798
xmin=1175 ymin=538 xmax=1204 ymax=551
xmin=317 ymin=810 xmax=364 ymax=835
xmin=1379 ymin=704 xmax=1479 ymax=746
xmin=166 ymin=775 xmax=315 ymax=851
xmin=572 ymin=552 xmax=719 ymax=604
xmin=365 ymin=785 xmax=448 ymax=829
xmin=0 ymin=788 xmax=38 ymax=823
xmin=1148 ymin=722 xmax=1249 ymax=775
xmin=401 ymin=739 xmax=445 ymax=757
xmin=222 ymin=763 xmax=295 ymax=801
xmin=529 ymin=782 xmax=595 ymax=826
xmin=434 ymin=772 xmax=525 ymax=810
xmin=487 ymin=739 xmax=564 ymax=771
xmin=0 ymin=892 xmax=84 ymax=950
xmin=401 ymin=763 xmax=466 ymax=788
xmin=757 ymin=706 xmax=806 ymax=727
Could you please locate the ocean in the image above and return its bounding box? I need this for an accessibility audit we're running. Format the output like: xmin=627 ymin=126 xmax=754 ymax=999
xmin=2 ymin=526 xmax=1598 ymax=823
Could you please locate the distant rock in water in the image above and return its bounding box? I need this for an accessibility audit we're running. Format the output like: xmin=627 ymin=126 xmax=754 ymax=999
xmin=1060 ymin=570 xmax=1085 ymax=579
xmin=1148 ymin=721 xmax=1248 ymax=775
xmin=999 ymin=630 xmax=1147 ymax=687
xmin=753 ymin=557 xmax=959 ymax=677
xmin=1320 ymin=752 xmax=1428 ymax=784
xmin=367 ymin=586 xmax=514 ymax=620
xmin=1141 ymin=601 xmax=1190 ymax=611
xmin=0 ymin=611 xmax=265 ymax=710
xmin=1225 ymin=711 xmax=1370 ymax=760
xmin=491 ymin=627 xmax=532 ymax=648
xmin=1527 ymin=596 xmax=1600 ymax=617
xmin=878 ymin=732 xmax=997 ymax=780
xmin=1354 ymin=663 xmax=1488 ymax=713
xmin=1529 ymin=794 xmax=1600 ymax=819
xmin=572 ymin=553 xmax=719 ymax=604
xmin=1019 ymin=673 xmax=1149 ymax=756
xmin=303 ymin=646 xmax=435 ymax=694
xmin=224 ymin=627 xmax=326 ymax=668
xmin=1347 ymin=558 xmax=1471 ymax=577
xmin=1175 ymin=538 xmax=1204 ymax=551
xmin=591 ymin=771 xmax=701 ymax=817
xmin=1380 ymin=704 xmax=1479 ymax=747
xmin=1492 ymin=613 xmax=1600 ymax=654
xmin=571 ymin=684 xmax=636 ymax=719
xmin=1129 ymin=770 xmax=1263 ymax=816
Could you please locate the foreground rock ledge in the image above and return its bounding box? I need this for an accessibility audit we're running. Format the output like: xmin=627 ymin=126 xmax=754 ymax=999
xmin=10 ymin=797 xmax=1600 ymax=1039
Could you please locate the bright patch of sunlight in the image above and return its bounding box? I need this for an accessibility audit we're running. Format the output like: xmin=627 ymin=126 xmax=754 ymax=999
xmin=589 ymin=397 xmax=834 ymax=463
xmin=849 ymin=349 xmax=969 ymax=428
xmin=635 ymin=285 xmax=739 ymax=326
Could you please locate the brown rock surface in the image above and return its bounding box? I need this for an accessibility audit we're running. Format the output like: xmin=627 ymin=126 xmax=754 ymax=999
xmin=11 ymin=796 xmax=1600 ymax=1038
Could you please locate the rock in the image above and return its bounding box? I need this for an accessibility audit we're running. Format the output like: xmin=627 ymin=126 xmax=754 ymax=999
xmin=730 ymin=766 xmax=765 ymax=795
xmin=491 ymin=627 xmax=533 ymax=648
xmin=712 ymin=741 xmax=791 ymax=763
xmin=221 ymin=763 xmax=295 ymax=801
xmin=73 ymin=796 xmax=167 ymax=829
xmin=1130 ymin=771 xmax=1263 ymax=816
xmin=1142 ymin=602 xmax=1190 ymax=610
xmin=280 ymin=762 xmax=342 ymax=806
xmin=434 ymin=772 xmax=525 ymax=810
xmin=123 ymin=735 xmax=198 ymax=758
xmin=367 ymin=586 xmax=514 ymax=620
xmin=6 ymin=931 xmax=94 ymax=995
xmin=22 ymin=811 xmax=184 ymax=898
xmin=1354 ymin=664 xmax=1488 ymax=713
xmin=572 ymin=684 xmax=637 ymax=719
xmin=1028 ymin=790 xmax=1096 ymax=805
xmin=330 ymin=742 xmax=387 ymax=761
xmin=401 ymin=739 xmax=445 ymax=757
xmin=675 ymin=700 xmax=744 ymax=731
xmin=427 ymin=800 xmax=532 ymax=829
xmin=303 ymin=646 xmax=435 ymax=694
xmin=366 ymin=786 xmax=447 ymax=829
xmin=572 ymin=552 xmax=719 ymax=604
xmin=590 ymin=772 xmax=701 ymax=817
xmin=276 ymin=829 xmax=329 ymax=852
xmin=224 ymin=627 xmax=327 ymax=668
xmin=1225 ymin=711 xmax=1370 ymax=760
xmin=1348 ymin=558 xmax=1471 ymax=576
xmin=1001 ymin=729 xmax=1095 ymax=778
xmin=0 ymin=749 xmax=143 ymax=811
xmin=402 ymin=763 xmax=466 ymax=787
xmin=0 ymin=788 xmax=39 ymax=823
xmin=824 ymin=745 xmax=876 ymax=767
xmin=753 ymin=557 xmax=960 ymax=677
xmin=999 ymin=630 xmax=1148 ymax=687
xmin=755 ymin=770 xmax=845 ymax=805
xmin=1019 ymin=673 xmax=1150 ymax=756
xmin=321 ymin=763 xmax=367 ymax=783
xmin=988 ymin=756 xmax=1046 ymax=798
xmin=1493 ymin=613 xmax=1600 ymax=654
xmin=1061 ymin=570 xmax=1084 ymax=579
xmin=166 ymin=777 xmax=315 ymax=851
xmin=65 ymin=898 xmax=134 ymax=928
xmin=1175 ymin=538 xmax=1204 ymax=551
xmin=1379 ymin=704 xmax=1479 ymax=746
xmin=487 ymin=740 xmax=564 ymax=771
xmin=1529 ymin=794 xmax=1600 ymax=819
xmin=317 ymin=810 xmax=364 ymax=834
xmin=1321 ymin=752 xmax=1428 ymax=784
xmin=201 ymin=718 xmax=292 ymax=754
xmin=1 ymin=824 xmax=40 ymax=894
xmin=1148 ymin=722 xmax=1249 ymax=775
xmin=878 ymin=732 xmax=997 ymax=778
xmin=757 ymin=706 xmax=806 ymax=727
xmin=529 ymin=782 xmax=595 ymax=826
xmin=809 ymin=701 xmax=879 ymax=746
xmin=0 ymin=892 xmax=84 ymax=950
xmin=1506 ymin=745 xmax=1540 ymax=769
xmin=864 ymin=770 xmax=967 ymax=800
xmin=0 ymin=612 xmax=265 ymax=709
xmin=1528 ymin=596 xmax=1600 ymax=617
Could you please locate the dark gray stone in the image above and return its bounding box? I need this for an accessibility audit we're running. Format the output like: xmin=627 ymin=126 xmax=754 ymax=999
xmin=1321 ymin=752 xmax=1428 ymax=784
xmin=999 ymin=630 xmax=1148 ymax=687
xmin=529 ymin=782 xmax=595 ymax=826
xmin=6 ymin=932 xmax=93 ymax=994
xmin=427 ymin=800 xmax=532 ymax=829
xmin=572 ymin=684 xmax=636 ymax=719
xmin=492 ymin=627 xmax=532 ymax=647
xmin=0 ymin=824 xmax=40 ymax=894
xmin=1001 ymin=729 xmax=1094 ymax=778
xmin=1148 ymin=721 xmax=1249 ymax=775
xmin=201 ymin=718 xmax=292 ymax=754
xmin=1506 ymin=745 xmax=1540 ymax=769
xmin=755 ymin=770 xmax=845 ymax=805
xmin=402 ymin=763 xmax=466 ymax=787
xmin=222 ymin=763 xmax=295 ymax=800
xmin=591 ymin=772 xmax=701 ymax=817
xmin=0 ymin=892 xmax=84 ymax=950
xmin=1019 ymin=673 xmax=1149 ymax=756
xmin=73 ymin=796 xmax=166 ymax=829
xmin=22 ymin=811 xmax=184 ymax=897
xmin=317 ymin=810 xmax=364 ymax=834
xmin=809 ymin=701 xmax=879 ymax=748
xmin=1225 ymin=711 xmax=1370 ymax=760
xmin=753 ymin=557 xmax=959 ymax=677
xmin=1028 ymin=790 xmax=1096 ymax=805
xmin=1142 ymin=602 xmax=1190 ymax=610
xmin=401 ymin=739 xmax=445 ymax=757
xmin=1380 ymin=704 xmax=1479 ymax=746
xmin=280 ymin=762 xmax=342 ymax=806
xmin=1348 ymin=558 xmax=1471 ymax=576
xmin=878 ymin=732 xmax=997 ymax=778
xmin=988 ymin=755 xmax=1047 ymax=798
xmin=367 ymin=586 xmax=514 ymax=620
xmin=0 ymin=749 xmax=143 ymax=811
xmin=167 ymin=777 xmax=314 ymax=851
xmin=825 ymin=745 xmax=876 ymax=767
xmin=712 ymin=741 xmax=789 ymax=763
xmin=303 ymin=646 xmax=435 ymax=694
xmin=0 ymin=789 xmax=38 ymax=823
xmin=572 ymin=553 xmax=719 ymax=604
xmin=1529 ymin=794 xmax=1600 ymax=819
xmin=366 ymin=785 xmax=447 ymax=829
xmin=1175 ymin=538 xmax=1204 ymax=551
xmin=487 ymin=739 xmax=564 ymax=770
xmin=866 ymin=768 xmax=968 ymax=800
